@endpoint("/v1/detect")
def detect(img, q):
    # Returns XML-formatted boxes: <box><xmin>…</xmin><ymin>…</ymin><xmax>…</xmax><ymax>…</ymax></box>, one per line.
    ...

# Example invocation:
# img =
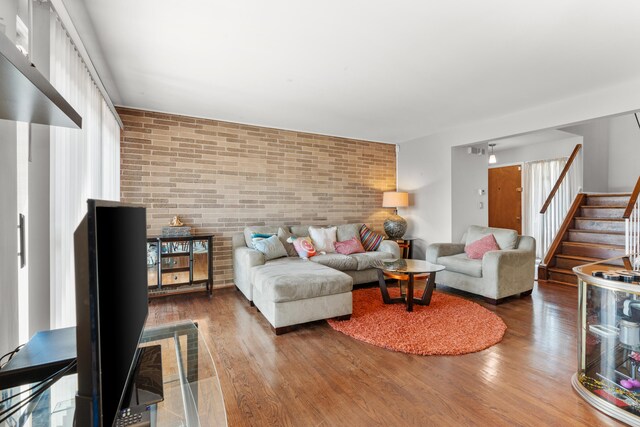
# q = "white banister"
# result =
<box><xmin>627</xmin><ymin>199</ymin><xmax>640</xmax><ymax>269</ymax></box>
<box><xmin>624</xmin><ymin>177</ymin><xmax>640</xmax><ymax>270</ymax></box>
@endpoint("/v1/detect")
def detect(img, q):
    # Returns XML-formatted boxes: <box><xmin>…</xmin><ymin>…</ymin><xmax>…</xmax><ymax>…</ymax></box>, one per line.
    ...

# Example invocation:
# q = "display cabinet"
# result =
<box><xmin>573</xmin><ymin>256</ymin><xmax>640</xmax><ymax>425</ymax></box>
<box><xmin>147</xmin><ymin>235</ymin><xmax>213</xmax><ymax>297</ymax></box>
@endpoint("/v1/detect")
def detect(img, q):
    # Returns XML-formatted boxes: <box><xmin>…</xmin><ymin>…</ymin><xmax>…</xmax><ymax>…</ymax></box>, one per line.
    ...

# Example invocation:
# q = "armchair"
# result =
<box><xmin>426</xmin><ymin>225</ymin><xmax>535</xmax><ymax>304</ymax></box>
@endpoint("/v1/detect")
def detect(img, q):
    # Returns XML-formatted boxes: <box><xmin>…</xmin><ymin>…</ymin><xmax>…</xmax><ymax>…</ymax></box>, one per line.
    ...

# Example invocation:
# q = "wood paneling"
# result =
<box><xmin>146</xmin><ymin>283</ymin><xmax>623</xmax><ymax>426</ymax></box>
<box><xmin>488</xmin><ymin>165</ymin><xmax>522</xmax><ymax>234</ymax></box>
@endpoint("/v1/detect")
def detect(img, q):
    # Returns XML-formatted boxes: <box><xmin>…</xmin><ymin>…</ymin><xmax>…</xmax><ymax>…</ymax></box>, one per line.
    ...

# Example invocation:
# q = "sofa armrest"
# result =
<box><xmin>482</xmin><ymin>249</ymin><xmax>535</xmax><ymax>292</ymax></box>
<box><xmin>376</xmin><ymin>240</ymin><xmax>401</xmax><ymax>258</ymax></box>
<box><xmin>426</xmin><ymin>243</ymin><xmax>465</xmax><ymax>263</ymax></box>
<box><xmin>234</xmin><ymin>247</ymin><xmax>265</xmax><ymax>269</ymax></box>
<box><xmin>233</xmin><ymin>247</ymin><xmax>266</xmax><ymax>300</ymax></box>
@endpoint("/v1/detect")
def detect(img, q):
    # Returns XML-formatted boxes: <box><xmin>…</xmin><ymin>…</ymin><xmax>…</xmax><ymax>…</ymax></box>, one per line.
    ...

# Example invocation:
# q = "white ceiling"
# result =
<box><xmin>75</xmin><ymin>0</ymin><xmax>640</xmax><ymax>143</ymax></box>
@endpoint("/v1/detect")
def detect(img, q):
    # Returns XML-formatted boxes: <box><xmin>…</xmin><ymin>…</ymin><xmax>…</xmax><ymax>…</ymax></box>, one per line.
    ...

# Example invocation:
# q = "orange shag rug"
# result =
<box><xmin>327</xmin><ymin>288</ymin><xmax>507</xmax><ymax>355</ymax></box>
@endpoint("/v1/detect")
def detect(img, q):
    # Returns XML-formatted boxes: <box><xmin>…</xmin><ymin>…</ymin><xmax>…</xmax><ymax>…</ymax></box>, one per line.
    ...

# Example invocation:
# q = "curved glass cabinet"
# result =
<box><xmin>574</xmin><ymin>256</ymin><xmax>640</xmax><ymax>426</ymax></box>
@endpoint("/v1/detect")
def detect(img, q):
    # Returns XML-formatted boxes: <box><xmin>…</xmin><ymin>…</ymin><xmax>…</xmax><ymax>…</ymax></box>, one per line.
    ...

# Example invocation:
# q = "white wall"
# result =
<box><xmin>608</xmin><ymin>114</ymin><xmax>640</xmax><ymax>192</ymax></box>
<box><xmin>451</xmin><ymin>144</ymin><xmax>489</xmax><ymax>242</ymax></box>
<box><xmin>493</xmin><ymin>135</ymin><xmax>582</xmax><ymax>166</ymax></box>
<box><xmin>398</xmin><ymin>77</ymin><xmax>640</xmax><ymax>259</ymax></box>
<box><xmin>561</xmin><ymin>119</ymin><xmax>610</xmax><ymax>193</ymax></box>
<box><xmin>397</xmin><ymin>141</ymin><xmax>453</xmax><ymax>260</ymax></box>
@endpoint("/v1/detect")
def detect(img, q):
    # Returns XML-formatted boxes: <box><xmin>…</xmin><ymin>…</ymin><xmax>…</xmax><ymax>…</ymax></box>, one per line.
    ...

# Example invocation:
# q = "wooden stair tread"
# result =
<box><xmin>585</xmin><ymin>193</ymin><xmax>632</xmax><ymax>197</ymax></box>
<box><xmin>575</xmin><ymin>217</ymin><xmax>625</xmax><ymax>221</ymax></box>
<box><xmin>582</xmin><ymin>205</ymin><xmax>627</xmax><ymax>209</ymax></box>
<box><xmin>555</xmin><ymin>254</ymin><xmax>604</xmax><ymax>262</ymax></box>
<box><xmin>568</xmin><ymin>229</ymin><xmax>625</xmax><ymax>235</ymax></box>
<box><xmin>547</xmin><ymin>267</ymin><xmax>576</xmax><ymax>276</ymax></box>
<box><xmin>562</xmin><ymin>241</ymin><xmax>625</xmax><ymax>249</ymax></box>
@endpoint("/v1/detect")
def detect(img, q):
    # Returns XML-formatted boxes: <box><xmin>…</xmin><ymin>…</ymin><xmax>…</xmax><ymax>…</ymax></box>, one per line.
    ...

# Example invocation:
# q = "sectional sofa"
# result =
<box><xmin>232</xmin><ymin>223</ymin><xmax>400</xmax><ymax>334</ymax></box>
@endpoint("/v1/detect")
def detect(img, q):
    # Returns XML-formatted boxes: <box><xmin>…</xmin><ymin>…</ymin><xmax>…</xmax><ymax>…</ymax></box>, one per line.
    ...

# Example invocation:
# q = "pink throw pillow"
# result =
<box><xmin>465</xmin><ymin>234</ymin><xmax>500</xmax><ymax>259</ymax></box>
<box><xmin>334</xmin><ymin>237</ymin><xmax>365</xmax><ymax>255</ymax></box>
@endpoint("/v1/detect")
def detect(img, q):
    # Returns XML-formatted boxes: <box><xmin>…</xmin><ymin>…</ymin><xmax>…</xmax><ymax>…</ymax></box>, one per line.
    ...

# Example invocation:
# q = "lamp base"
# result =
<box><xmin>384</xmin><ymin>214</ymin><xmax>407</xmax><ymax>239</ymax></box>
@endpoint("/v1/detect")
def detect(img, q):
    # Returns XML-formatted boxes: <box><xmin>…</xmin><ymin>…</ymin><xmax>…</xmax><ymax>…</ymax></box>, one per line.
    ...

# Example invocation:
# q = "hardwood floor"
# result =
<box><xmin>147</xmin><ymin>282</ymin><xmax>623</xmax><ymax>426</ymax></box>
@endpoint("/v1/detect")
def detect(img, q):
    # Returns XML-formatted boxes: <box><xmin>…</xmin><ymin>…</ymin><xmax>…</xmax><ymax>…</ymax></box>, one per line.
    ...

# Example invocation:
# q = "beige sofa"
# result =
<box><xmin>232</xmin><ymin>223</ymin><xmax>400</xmax><ymax>334</ymax></box>
<box><xmin>426</xmin><ymin>225</ymin><xmax>535</xmax><ymax>304</ymax></box>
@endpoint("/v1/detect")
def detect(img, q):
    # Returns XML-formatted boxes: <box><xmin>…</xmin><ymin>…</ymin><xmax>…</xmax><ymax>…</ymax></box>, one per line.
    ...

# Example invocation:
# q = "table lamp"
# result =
<box><xmin>382</xmin><ymin>191</ymin><xmax>409</xmax><ymax>239</ymax></box>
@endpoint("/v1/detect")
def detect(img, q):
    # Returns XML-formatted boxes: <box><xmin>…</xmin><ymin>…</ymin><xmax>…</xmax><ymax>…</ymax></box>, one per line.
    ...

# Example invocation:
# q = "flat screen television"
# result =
<box><xmin>74</xmin><ymin>199</ymin><xmax>148</xmax><ymax>427</ymax></box>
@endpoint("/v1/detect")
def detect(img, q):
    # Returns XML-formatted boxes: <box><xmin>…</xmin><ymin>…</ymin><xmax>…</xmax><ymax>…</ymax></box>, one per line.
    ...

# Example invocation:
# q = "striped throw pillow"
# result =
<box><xmin>359</xmin><ymin>224</ymin><xmax>384</xmax><ymax>251</ymax></box>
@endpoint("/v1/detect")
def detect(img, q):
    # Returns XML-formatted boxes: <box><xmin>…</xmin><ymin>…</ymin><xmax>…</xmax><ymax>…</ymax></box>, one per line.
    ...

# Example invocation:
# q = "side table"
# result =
<box><xmin>393</xmin><ymin>238</ymin><xmax>415</xmax><ymax>259</ymax></box>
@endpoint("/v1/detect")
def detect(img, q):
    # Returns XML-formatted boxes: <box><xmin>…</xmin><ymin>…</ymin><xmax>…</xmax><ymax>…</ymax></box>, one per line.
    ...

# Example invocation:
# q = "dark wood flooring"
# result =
<box><xmin>147</xmin><ymin>282</ymin><xmax>622</xmax><ymax>426</ymax></box>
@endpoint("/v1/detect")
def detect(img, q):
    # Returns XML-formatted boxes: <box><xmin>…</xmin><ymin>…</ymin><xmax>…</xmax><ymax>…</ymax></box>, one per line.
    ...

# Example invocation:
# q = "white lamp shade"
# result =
<box><xmin>488</xmin><ymin>154</ymin><xmax>497</xmax><ymax>164</ymax></box>
<box><xmin>382</xmin><ymin>191</ymin><xmax>409</xmax><ymax>208</ymax></box>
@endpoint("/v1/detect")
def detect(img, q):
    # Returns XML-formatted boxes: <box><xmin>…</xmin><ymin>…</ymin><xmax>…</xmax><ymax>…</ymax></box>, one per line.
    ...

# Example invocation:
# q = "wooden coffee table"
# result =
<box><xmin>374</xmin><ymin>259</ymin><xmax>445</xmax><ymax>312</ymax></box>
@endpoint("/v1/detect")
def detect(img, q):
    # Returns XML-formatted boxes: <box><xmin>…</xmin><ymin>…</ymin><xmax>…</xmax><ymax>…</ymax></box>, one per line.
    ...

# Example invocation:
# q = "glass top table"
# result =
<box><xmin>0</xmin><ymin>320</ymin><xmax>227</xmax><ymax>427</ymax></box>
<box><xmin>373</xmin><ymin>259</ymin><xmax>445</xmax><ymax>312</ymax></box>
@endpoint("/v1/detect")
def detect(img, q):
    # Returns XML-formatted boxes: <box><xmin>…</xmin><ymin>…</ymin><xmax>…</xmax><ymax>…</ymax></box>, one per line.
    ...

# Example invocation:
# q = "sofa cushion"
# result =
<box><xmin>337</xmin><ymin>223</ymin><xmax>363</xmax><ymax>242</ymax></box>
<box><xmin>465</xmin><ymin>234</ymin><xmax>500</xmax><ymax>260</ymax></box>
<box><xmin>309</xmin><ymin>226</ymin><xmax>337</xmax><ymax>253</ymax></box>
<box><xmin>437</xmin><ymin>253</ymin><xmax>483</xmax><ymax>278</ymax></box>
<box><xmin>360</xmin><ymin>224</ymin><xmax>384</xmax><ymax>251</ymax></box>
<box><xmin>290</xmin><ymin>225</ymin><xmax>311</xmax><ymax>237</ymax></box>
<box><xmin>310</xmin><ymin>253</ymin><xmax>358</xmax><ymax>271</ymax></box>
<box><xmin>253</xmin><ymin>235</ymin><xmax>288</xmax><ymax>261</ymax></box>
<box><xmin>252</xmin><ymin>260</ymin><xmax>353</xmax><ymax>303</ymax></box>
<box><xmin>290</xmin><ymin>236</ymin><xmax>317</xmax><ymax>259</ymax></box>
<box><xmin>466</xmin><ymin>225</ymin><xmax>518</xmax><ymax>250</ymax></box>
<box><xmin>349</xmin><ymin>251</ymin><xmax>394</xmax><ymax>271</ymax></box>
<box><xmin>334</xmin><ymin>237</ymin><xmax>365</xmax><ymax>255</ymax></box>
<box><xmin>244</xmin><ymin>226</ymin><xmax>279</xmax><ymax>248</ymax></box>
<box><xmin>277</xmin><ymin>227</ymin><xmax>298</xmax><ymax>257</ymax></box>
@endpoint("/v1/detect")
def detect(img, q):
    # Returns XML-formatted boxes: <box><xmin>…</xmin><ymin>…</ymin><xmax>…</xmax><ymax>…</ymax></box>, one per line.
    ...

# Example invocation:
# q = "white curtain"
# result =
<box><xmin>49</xmin><ymin>15</ymin><xmax>120</xmax><ymax>328</ymax></box>
<box><xmin>523</xmin><ymin>156</ymin><xmax>582</xmax><ymax>260</ymax></box>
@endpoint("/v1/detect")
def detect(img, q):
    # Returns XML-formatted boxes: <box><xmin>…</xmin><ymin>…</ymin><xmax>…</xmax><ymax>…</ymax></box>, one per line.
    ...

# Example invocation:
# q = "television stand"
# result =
<box><xmin>0</xmin><ymin>327</ymin><xmax>76</xmax><ymax>389</ymax></box>
<box><xmin>0</xmin><ymin>321</ymin><xmax>227</xmax><ymax>426</ymax></box>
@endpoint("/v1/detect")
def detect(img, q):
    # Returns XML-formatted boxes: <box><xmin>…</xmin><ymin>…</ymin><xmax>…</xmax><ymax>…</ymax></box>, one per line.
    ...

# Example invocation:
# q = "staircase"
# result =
<box><xmin>540</xmin><ymin>193</ymin><xmax>630</xmax><ymax>286</ymax></box>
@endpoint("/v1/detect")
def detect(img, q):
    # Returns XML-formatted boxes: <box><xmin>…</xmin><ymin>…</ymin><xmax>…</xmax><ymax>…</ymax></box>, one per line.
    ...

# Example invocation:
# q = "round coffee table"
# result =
<box><xmin>374</xmin><ymin>259</ymin><xmax>445</xmax><ymax>312</ymax></box>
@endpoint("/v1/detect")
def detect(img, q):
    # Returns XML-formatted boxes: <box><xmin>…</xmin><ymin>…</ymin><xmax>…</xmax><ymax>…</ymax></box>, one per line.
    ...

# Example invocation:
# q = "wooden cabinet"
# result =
<box><xmin>147</xmin><ymin>235</ymin><xmax>213</xmax><ymax>297</ymax></box>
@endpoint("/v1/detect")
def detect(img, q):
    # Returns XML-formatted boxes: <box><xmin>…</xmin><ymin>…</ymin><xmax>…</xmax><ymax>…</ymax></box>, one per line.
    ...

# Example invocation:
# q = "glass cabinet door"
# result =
<box><xmin>147</xmin><ymin>241</ymin><xmax>159</xmax><ymax>288</ymax></box>
<box><xmin>160</xmin><ymin>241</ymin><xmax>191</xmax><ymax>287</ymax></box>
<box><xmin>192</xmin><ymin>239</ymin><xmax>210</xmax><ymax>283</ymax></box>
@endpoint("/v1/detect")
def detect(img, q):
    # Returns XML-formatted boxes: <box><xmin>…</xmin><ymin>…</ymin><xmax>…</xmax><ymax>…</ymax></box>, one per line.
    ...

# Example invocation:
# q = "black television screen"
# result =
<box><xmin>74</xmin><ymin>200</ymin><xmax>148</xmax><ymax>427</ymax></box>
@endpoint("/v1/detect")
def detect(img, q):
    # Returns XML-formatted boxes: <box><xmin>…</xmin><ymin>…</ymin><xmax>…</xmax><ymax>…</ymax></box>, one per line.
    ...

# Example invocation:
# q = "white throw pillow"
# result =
<box><xmin>309</xmin><ymin>226</ymin><xmax>337</xmax><ymax>253</ymax></box>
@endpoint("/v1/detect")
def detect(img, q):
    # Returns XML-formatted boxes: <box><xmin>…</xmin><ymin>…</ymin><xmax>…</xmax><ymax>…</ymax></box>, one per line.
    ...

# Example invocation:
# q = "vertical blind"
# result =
<box><xmin>49</xmin><ymin>15</ymin><xmax>120</xmax><ymax>328</ymax></box>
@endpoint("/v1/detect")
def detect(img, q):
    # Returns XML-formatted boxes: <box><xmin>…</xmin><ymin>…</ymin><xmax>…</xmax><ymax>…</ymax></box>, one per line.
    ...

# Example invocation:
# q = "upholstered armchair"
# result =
<box><xmin>426</xmin><ymin>225</ymin><xmax>536</xmax><ymax>304</ymax></box>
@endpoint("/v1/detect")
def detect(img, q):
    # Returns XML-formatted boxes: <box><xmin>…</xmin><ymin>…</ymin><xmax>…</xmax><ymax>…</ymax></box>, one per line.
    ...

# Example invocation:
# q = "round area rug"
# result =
<box><xmin>327</xmin><ymin>288</ymin><xmax>507</xmax><ymax>355</ymax></box>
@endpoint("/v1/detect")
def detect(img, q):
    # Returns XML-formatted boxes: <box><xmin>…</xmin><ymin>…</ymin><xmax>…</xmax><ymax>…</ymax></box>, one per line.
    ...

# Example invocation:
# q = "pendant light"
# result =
<box><xmin>488</xmin><ymin>143</ymin><xmax>497</xmax><ymax>164</ymax></box>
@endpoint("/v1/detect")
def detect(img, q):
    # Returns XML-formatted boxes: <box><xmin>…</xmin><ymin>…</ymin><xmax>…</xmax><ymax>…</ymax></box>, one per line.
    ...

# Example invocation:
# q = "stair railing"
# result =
<box><xmin>538</xmin><ymin>144</ymin><xmax>583</xmax><ymax>262</ymax></box>
<box><xmin>624</xmin><ymin>176</ymin><xmax>640</xmax><ymax>268</ymax></box>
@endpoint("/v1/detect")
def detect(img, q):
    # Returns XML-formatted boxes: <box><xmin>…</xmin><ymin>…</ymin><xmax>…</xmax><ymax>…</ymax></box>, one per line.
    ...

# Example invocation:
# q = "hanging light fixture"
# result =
<box><xmin>488</xmin><ymin>143</ymin><xmax>497</xmax><ymax>164</ymax></box>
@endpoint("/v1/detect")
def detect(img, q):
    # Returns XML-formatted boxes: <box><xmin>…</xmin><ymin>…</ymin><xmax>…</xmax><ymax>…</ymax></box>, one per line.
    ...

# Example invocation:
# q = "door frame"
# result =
<box><xmin>488</xmin><ymin>162</ymin><xmax>524</xmax><ymax>234</ymax></box>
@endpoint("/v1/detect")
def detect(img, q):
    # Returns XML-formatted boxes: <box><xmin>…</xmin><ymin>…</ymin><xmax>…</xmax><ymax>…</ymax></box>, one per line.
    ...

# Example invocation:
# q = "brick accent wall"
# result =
<box><xmin>118</xmin><ymin>107</ymin><xmax>396</xmax><ymax>287</ymax></box>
